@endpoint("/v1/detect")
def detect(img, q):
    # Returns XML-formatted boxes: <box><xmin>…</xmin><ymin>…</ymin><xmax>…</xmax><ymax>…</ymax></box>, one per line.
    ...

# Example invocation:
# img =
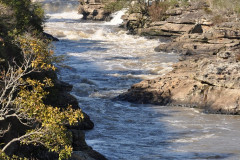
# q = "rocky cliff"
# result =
<box><xmin>48</xmin><ymin>80</ymin><xmax>107</xmax><ymax>160</ymax></box>
<box><xmin>119</xmin><ymin>1</ymin><xmax>240</xmax><ymax>114</ymax></box>
<box><xmin>0</xmin><ymin>1</ymin><xmax>107</xmax><ymax>159</ymax></box>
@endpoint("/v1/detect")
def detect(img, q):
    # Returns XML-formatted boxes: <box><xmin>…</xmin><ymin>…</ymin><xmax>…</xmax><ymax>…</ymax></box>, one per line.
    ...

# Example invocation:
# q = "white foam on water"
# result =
<box><xmin>91</xmin><ymin>29</ymin><xmax>106</xmax><ymax>40</ymax></box>
<box><xmin>173</xmin><ymin>134</ymin><xmax>215</xmax><ymax>143</ymax></box>
<box><xmin>104</xmin><ymin>9</ymin><xmax>127</xmax><ymax>26</ymax></box>
<box><xmin>46</xmin><ymin>11</ymin><xmax>83</xmax><ymax>20</ymax></box>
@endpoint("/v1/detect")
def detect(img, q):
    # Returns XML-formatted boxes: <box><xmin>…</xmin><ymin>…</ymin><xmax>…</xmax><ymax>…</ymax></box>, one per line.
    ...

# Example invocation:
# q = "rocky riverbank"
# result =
<box><xmin>48</xmin><ymin>80</ymin><xmax>107</xmax><ymax>160</ymax></box>
<box><xmin>0</xmin><ymin>1</ymin><xmax>107</xmax><ymax>159</ymax></box>
<box><xmin>119</xmin><ymin>1</ymin><xmax>240</xmax><ymax>114</ymax></box>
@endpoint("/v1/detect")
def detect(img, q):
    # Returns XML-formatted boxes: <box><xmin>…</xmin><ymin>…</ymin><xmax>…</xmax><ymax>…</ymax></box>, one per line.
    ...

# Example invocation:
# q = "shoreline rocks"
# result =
<box><xmin>49</xmin><ymin>80</ymin><xmax>107</xmax><ymax>159</ymax></box>
<box><xmin>78</xmin><ymin>0</ymin><xmax>112</xmax><ymax>21</ymax></box>
<box><xmin>119</xmin><ymin>2</ymin><xmax>240</xmax><ymax>114</ymax></box>
<box><xmin>1</xmin><ymin>78</ymin><xmax>106</xmax><ymax>159</ymax></box>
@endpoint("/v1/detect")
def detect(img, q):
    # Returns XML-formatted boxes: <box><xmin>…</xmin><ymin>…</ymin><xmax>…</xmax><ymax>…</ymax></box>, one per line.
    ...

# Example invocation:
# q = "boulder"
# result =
<box><xmin>118</xmin><ymin>56</ymin><xmax>240</xmax><ymax>114</ymax></box>
<box><xmin>70</xmin><ymin>130</ymin><xmax>107</xmax><ymax>160</ymax></box>
<box><xmin>78</xmin><ymin>4</ymin><xmax>111</xmax><ymax>21</ymax></box>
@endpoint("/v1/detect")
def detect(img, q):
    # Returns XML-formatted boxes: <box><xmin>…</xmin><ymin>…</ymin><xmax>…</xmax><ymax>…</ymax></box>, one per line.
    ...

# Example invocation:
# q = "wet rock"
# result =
<box><xmin>71</xmin><ymin>129</ymin><xmax>89</xmax><ymax>151</ymax></box>
<box><xmin>70</xmin><ymin>130</ymin><xmax>107</xmax><ymax>160</ymax></box>
<box><xmin>43</xmin><ymin>32</ymin><xmax>59</xmax><ymax>41</ymax></box>
<box><xmin>71</xmin><ymin>150</ymin><xmax>107</xmax><ymax>160</ymax></box>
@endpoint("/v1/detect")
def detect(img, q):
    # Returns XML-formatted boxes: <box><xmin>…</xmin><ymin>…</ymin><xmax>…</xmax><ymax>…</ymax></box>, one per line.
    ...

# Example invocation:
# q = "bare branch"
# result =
<box><xmin>0</xmin><ymin>124</ymin><xmax>11</xmax><ymax>137</ymax></box>
<box><xmin>2</xmin><ymin>128</ymin><xmax>43</xmax><ymax>152</ymax></box>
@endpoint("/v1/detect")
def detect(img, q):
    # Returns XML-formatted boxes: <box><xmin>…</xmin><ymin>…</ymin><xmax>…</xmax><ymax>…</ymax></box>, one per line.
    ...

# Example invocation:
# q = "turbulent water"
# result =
<box><xmin>36</xmin><ymin>0</ymin><xmax>240</xmax><ymax>159</ymax></box>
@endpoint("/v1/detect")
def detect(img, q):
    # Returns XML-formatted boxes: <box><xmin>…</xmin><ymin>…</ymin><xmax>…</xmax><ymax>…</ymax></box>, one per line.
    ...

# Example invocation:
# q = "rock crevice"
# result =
<box><xmin>119</xmin><ymin>2</ymin><xmax>240</xmax><ymax>114</ymax></box>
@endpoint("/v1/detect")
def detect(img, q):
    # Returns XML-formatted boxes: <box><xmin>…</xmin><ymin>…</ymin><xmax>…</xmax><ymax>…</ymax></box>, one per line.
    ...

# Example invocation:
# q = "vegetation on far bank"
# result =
<box><xmin>103</xmin><ymin>0</ymin><xmax>240</xmax><ymax>22</ymax></box>
<box><xmin>103</xmin><ymin>0</ymin><xmax>130</xmax><ymax>13</ymax></box>
<box><xmin>0</xmin><ymin>0</ymin><xmax>84</xmax><ymax>159</ymax></box>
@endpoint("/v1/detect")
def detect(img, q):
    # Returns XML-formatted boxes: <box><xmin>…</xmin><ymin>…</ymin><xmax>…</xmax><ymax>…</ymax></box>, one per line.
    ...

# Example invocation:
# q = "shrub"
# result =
<box><xmin>0</xmin><ymin>1</ymin><xmax>84</xmax><ymax>159</ymax></box>
<box><xmin>148</xmin><ymin>1</ymin><xmax>171</xmax><ymax>21</ymax></box>
<box><xmin>0</xmin><ymin>0</ymin><xmax>45</xmax><ymax>33</ymax></box>
<box><xmin>0</xmin><ymin>32</ymin><xmax>84</xmax><ymax>160</ymax></box>
<box><xmin>103</xmin><ymin>0</ymin><xmax>130</xmax><ymax>13</ymax></box>
<box><xmin>128</xmin><ymin>2</ymin><xmax>147</xmax><ymax>14</ymax></box>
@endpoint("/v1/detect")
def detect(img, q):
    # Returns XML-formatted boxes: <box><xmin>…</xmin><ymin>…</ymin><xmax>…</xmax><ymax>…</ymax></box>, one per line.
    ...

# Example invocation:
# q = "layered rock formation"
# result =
<box><xmin>119</xmin><ymin>2</ymin><xmax>240</xmax><ymax>114</ymax></box>
<box><xmin>78</xmin><ymin>0</ymin><xmax>113</xmax><ymax>21</ymax></box>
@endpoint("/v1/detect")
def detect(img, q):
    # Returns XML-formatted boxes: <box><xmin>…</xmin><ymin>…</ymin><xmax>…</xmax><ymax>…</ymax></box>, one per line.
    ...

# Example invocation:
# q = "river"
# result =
<box><xmin>37</xmin><ymin>0</ymin><xmax>240</xmax><ymax>159</ymax></box>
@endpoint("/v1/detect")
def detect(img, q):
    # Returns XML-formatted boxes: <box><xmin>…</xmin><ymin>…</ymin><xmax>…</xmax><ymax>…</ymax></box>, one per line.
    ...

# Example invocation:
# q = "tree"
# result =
<box><xmin>0</xmin><ymin>33</ymin><xmax>84</xmax><ymax>160</ymax></box>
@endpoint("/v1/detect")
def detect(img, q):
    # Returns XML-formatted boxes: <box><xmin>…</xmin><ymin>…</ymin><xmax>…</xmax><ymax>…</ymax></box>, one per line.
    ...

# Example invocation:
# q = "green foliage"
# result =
<box><xmin>167</xmin><ymin>0</ymin><xmax>179</xmax><ymax>7</ymax></box>
<box><xmin>0</xmin><ymin>0</ymin><xmax>45</xmax><ymax>64</ymax></box>
<box><xmin>0</xmin><ymin>32</ymin><xmax>84</xmax><ymax>160</ymax></box>
<box><xmin>103</xmin><ymin>0</ymin><xmax>130</xmax><ymax>13</ymax></box>
<box><xmin>15</xmin><ymin>33</ymin><xmax>56</xmax><ymax>71</ymax></box>
<box><xmin>0</xmin><ymin>1</ymin><xmax>86</xmax><ymax>159</ymax></box>
<box><xmin>16</xmin><ymin>78</ymin><xmax>83</xmax><ymax>159</ymax></box>
<box><xmin>204</xmin><ymin>7</ymin><xmax>213</xmax><ymax>14</ymax></box>
<box><xmin>0</xmin><ymin>150</ymin><xmax>27</xmax><ymax>160</ymax></box>
<box><xmin>0</xmin><ymin>0</ymin><xmax>44</xmax><ymax>34</ymax></box>
<box><xmin>128</xmin><ymin>2</ymin><xmax>147</xmax><ymax>14</ymax></box>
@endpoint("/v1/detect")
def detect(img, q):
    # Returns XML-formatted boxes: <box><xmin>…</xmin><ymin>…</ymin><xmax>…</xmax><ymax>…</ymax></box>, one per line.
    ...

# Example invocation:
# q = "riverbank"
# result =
<box><xmin>38</xmin><ymin>1</ymin><xmax>240</xmax><ymax>159</ymax></box>
<box><xmin>118</xmin><ymin>1</ymin><xmax>240</xmax><ymax>114</ymax></box>
<box><xmin>0</xmin><ymin>1</ymin><xmax>107</xmax><ymax>159</ymax></box>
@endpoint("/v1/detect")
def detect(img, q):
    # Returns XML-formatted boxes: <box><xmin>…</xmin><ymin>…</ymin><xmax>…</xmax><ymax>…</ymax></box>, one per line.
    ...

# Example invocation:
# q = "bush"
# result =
<box><xmin>0</xmin><ymin>1</ymin><xmax>84</xmax><ymax>159</ymax></box>
<box><xmin>0</xmin><ymin>0</ymin><xmax>44</xmax><ymax>33</ymax></box>
<box><xmin>0</xmin><ymin>32</ymin><xmax>84</xmax><ymax>160</ymax></box>
<box><xmin>148</xmin><ymin>1</ymin><xmax>171</xmax><ymax>21</ymax></box>
<box><xmin>128</xmin><ymin>2</ymin><xmax>147</xmax><ymax>14</ymax></box>
<box><xmin>103</xmin><ymin>0</ymin><xmax>130</xmax><ymax>13</ymax></box>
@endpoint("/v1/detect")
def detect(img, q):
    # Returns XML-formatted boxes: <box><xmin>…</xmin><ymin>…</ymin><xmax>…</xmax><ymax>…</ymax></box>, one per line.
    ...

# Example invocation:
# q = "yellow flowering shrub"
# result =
<box><xmin>0</xmin><ymin>32</ymin><xmax>84</xmax><ymax>160</ymax></box>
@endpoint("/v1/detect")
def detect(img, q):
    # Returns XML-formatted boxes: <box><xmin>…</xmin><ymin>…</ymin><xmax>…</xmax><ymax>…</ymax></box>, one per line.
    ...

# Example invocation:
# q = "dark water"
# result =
<box><xmin>36</xmin><ymin>0</ymin><xmax>240</xmax><ymax>159</ymax></box>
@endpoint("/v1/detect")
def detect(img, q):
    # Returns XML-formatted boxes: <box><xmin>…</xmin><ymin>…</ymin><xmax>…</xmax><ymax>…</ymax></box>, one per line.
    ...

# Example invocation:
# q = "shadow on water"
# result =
<box><xmin>55</xmin><ymin>38</ymin><xmax>235</xmax><ymax>160</ymax></box>
<box><xmin>54</xmin><ymin>39</ymin><xmax>109</xmax><ymax>54</ymax></box>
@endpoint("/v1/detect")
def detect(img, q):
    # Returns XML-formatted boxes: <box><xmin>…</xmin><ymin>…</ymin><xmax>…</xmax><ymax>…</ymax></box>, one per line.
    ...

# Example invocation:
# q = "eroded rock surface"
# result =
<box><xmin>119</xmin><ymin>2</ymin><xmax>240</xmax><ymax>114</ymax></box>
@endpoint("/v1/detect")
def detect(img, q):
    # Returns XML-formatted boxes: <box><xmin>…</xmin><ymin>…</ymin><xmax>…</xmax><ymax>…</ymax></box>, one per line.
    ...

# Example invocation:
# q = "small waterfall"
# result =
<box><xmin>36</xmin><ymin>0</ymin><xmax>240</xmax><ymax>159</ymax></box>
<box><xmin>105</xmin><ymin>9</ymin><xmax>127</xmax><ymax>25</ymax></box>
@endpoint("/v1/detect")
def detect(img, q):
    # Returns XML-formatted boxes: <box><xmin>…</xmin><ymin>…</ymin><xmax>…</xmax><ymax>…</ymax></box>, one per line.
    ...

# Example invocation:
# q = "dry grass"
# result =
<box><xmin>203</xmin><ymin>0</ymin><xmax>240</xmax><ymax>14</ymax></box>
<box><xmin>148</xmin><ymin>0</ymin><xmax>178</xmax><ymax>21</ymax></box>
